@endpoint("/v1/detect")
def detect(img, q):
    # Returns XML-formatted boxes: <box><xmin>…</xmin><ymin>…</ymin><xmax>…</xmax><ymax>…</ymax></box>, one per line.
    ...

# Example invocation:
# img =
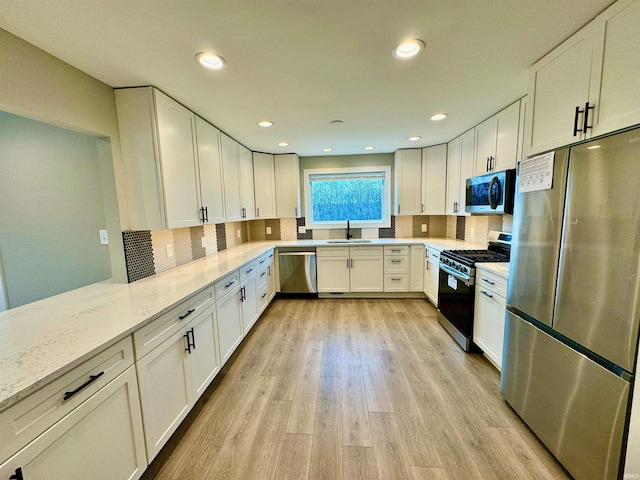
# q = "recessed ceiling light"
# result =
<box><xmin>195</xmin><ymin>52</ymin><xmax>227</xmax><ymax>70</ymax></box>
<box><xmin>278</xmin><ymin>142</ymin><xmax>289</xmax><ymax>147</ymax></box>
<box><xmin>587</xmin><ymin>145</ymin><xmax>601</xmax><ymax>150</ymax></box>
<box><xmin>322</xmin><ymin>148</ymin><xmax>333</xmax><ymax>152</ymax></box>
<box><xmin>430</xmin><ymin>113</ymin><xmax>448</xmax><ymax>121</ymax></box>
<box><xmin>393</xmin><ymin>39</ymin><xmax>425</xmax><ymax>59</ymax></box>
<box><xmin>408</xmin><ymin>136</ymin><xmax>422</xmax><ymax>141</ymax></box>
<box><xmin>364</xmin><ymin>146</ymin><xmax>375</xmax><ymax>151</ymax></box>
<box><xmin>258</xmin><ymin>120</ymin><xmax>274</xmax><ymax>127</ymax></box>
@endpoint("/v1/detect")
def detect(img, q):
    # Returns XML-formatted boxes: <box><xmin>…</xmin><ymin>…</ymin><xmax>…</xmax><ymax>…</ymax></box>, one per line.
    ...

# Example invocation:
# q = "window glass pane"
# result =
<box><xmin>309</xmin><ymin>173</ymin><xmax>385</xmax><ymax>222</ymax></box>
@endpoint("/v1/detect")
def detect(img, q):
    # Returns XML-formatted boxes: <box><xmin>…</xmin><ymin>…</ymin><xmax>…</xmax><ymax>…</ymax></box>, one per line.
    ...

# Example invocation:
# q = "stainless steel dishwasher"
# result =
<box><xmin>278</xmin><ymin>247</ymin><xmax>317</xmax><ymax>294</ymax></box>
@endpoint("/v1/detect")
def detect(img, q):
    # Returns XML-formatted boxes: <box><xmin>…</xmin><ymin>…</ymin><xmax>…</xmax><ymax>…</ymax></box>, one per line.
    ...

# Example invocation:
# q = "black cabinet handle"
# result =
<box><xmin>10</xmin><ymin>468</ymin><xmax>23</xmax><ymax>480</ymax></box>
<box><xmin>200</xmin><ymin>207</ymin><xmax>205</xmax><ymax>223</ymax></box>
<box><xmin>261</xmin><ymin>293</ymin><xmax>267</xmax><ymax>299</ymax></box>
<box><xmin>583</xmin><ymin>102</ymin><xmax>595</xmax><ymax>134</ymax></box>
<box><xmin>256</xmin><ymin>207</ymin><xmax>260</xmax><ymax>218</ymax></box>
<box><xmin>240</xmin><ymin>286</ymin><xmax>246</xmax><ymax>302</ymax></box>
<box><xmin>179</xmin><ymin>308</ymin><xmax>195</xmax><ymax>320</ymax></box>
<box><xmin>573</xmin><ymin>105</ymin><xmax>584</xmax><ymax>136</ymax></box>
<box><xmin>63</xmin><ymin>372</ymin><xmax>104</xmax><ymax>401</ymax></box>
<box><xmin>204</xmin><ymin>206</ymin><xmax>208</xmax><ymax>223</ymax></box>
<box><xmin>486</xmin><ymin>156</ymin><xmax>490</xmax><ymax>172</ymax></box>
<box><xmin>225</xmin><ymin>280</ymin><xmax>236</xmax><ymax>288</ymax></box>
<box><xmin>184</xmin><ymin>328</ymin><xmax>195</xmax><ymax>353</ymax></box>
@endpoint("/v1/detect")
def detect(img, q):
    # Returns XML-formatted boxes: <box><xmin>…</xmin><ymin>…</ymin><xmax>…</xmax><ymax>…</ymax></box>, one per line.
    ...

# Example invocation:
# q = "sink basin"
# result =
<box><xmin>327</xmin><ymin>239</ymin><xmax>372</xmax><ymax>244</ymax></box>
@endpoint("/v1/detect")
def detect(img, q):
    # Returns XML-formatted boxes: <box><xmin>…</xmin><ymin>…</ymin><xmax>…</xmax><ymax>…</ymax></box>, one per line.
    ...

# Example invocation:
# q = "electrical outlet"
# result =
<box><xmin>237</xmin><ymin>229</ymin><xmax>241</xmax><ymax>239</ymax></box>
<box><xmin>99</xmin><ymin>230</ymin><xmax>109</xmax><ymax>245</ymax></box>
<box><xmin>298</xmin><ymin>226</ymin><xmax>306</xmax><ymax>234</ymax></box>
<box><xmin>166</xmin><ymin>244</ymin><xmax>174</xmax><ymax>258</ymax></box>
<box><xmin>266</xmin><ymin>226</ymin><xmax>272</xmax><ymax>235</ymax></box>
<box><xmin>421</xmin><ymin>224</ymin><xmax>427</xmax><ymax>233</ymax></box>
<box><xmin>201</xmin><ymin>237</ymin><xmax>206</xmax><ymax>248</ymax></box>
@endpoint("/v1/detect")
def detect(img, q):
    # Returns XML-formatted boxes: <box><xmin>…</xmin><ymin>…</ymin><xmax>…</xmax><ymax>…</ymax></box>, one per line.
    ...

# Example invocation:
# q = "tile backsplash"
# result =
<box><xmin>122</xmin><ymin>214</ymin><xmax>512</xmax><ymax>282</ymax></box>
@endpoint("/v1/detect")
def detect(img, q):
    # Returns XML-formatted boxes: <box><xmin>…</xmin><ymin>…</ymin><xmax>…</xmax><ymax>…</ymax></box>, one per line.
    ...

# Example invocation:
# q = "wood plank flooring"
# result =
<box><xmin>141</xmin><ymin>298</ymin><xmax>569</xmax><ymax>480</ymax></box>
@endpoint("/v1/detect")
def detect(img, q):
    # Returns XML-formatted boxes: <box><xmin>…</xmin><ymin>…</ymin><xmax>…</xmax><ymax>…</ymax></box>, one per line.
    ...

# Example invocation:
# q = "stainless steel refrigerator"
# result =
<box><xmin>501</xmin><ymin>127</ymin><xmax>640</xmax><ymax>480</ymax></box>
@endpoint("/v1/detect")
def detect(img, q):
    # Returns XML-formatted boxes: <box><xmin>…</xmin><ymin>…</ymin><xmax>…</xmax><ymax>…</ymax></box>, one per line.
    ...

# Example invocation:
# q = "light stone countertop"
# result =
<box><xmin>0</xmin><ymin>237</ymin><xmax>485</xmax><ymax>411</ymax></box>
<box><xmin>476</xmin><ymin>262</ymin><xmax>510</xmax><ymax>279</ymax></box>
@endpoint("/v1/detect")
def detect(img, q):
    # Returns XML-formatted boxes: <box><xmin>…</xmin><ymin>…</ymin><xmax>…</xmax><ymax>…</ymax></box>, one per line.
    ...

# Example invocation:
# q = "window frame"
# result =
<box><xmin>303</xmin><ymin>165</ymin><xmax>392</xmax><ymax>229</ymax></box>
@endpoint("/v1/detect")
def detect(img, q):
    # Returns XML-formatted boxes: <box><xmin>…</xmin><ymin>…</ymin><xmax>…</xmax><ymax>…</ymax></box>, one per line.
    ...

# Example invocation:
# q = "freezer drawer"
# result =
<box><xmin>501</xmin><ymin>310</ymin><xmax>630</xmax><ymax>480</ymax></box>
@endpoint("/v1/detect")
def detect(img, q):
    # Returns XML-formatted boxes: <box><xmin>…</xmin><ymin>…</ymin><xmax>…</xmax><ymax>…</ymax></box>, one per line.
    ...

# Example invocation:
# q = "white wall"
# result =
<box><xmin>0</xmin><ymin>27</ymin><xmax>128</xmax><ymax>283</ymax></box>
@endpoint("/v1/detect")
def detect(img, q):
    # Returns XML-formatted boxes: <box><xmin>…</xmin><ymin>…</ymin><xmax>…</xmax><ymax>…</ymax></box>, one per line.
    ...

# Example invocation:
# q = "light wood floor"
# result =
<box><xmin>141</xmin><ymin>298</ymin><xmax>569</xmax><ymax>480</ymax></box>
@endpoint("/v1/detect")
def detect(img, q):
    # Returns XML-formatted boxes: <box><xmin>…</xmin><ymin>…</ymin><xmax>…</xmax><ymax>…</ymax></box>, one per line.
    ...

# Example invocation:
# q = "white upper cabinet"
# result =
<box><xmin>220</xmin><ymin>133</ymin><xmax>243</xmax><ymax>221</ymax></box>
<box><xmin>394</xmin><ymin>149</ymin><xmax>423</xmax><ymax>216</ymax></box>
<box><xmin>525</xmin><ymin>0</ymin><xmax>640</xmax><ymax>156</ymax></box>
<box><xmin>194</xmin><ymin>117</ymin><xmax>226</xmax><ymax>224</ymax></box>
<box><xmin>252</xmin><ymin>152</ymin><xmax>276</xmax><ymax>219</ymax></box>
<box><xmin>445</xmin><ymin>136</ymin><xmax>461</xmax><ymax>215</ymax></box>
<box><xmin>474</xmin><ymin>100</ymin><xmax>520</xmax><ymax>175</ymax></box>
<box><xmin>274</xmin><ymin>154</ymin><xmax>301</xmax><ymax>218</ymax></box>
<box><xmin>421</xmin><ymin>144</ymin><xmax>447</xmax><ymax>215</ymax></box>
<box><xmin>458</xmin><ymin>129</ymin><xmax>475</xmax><ymax>215</ymax></box>
<box><xmin>115</xmin><ymin>87</ymin><xmax>202</xmax><ymax>230</ymax></box>
<box><xmin>238</xmin><ymin>144</ymin><xmax>256</xmax><ymax>220</ymax></box>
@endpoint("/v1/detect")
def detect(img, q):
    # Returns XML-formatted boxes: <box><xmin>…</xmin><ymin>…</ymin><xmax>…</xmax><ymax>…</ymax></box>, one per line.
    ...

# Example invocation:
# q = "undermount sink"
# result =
<box><xmin>327</xmin><ymin>239</ymin><xmax>373</xmax><ymax>244</ymax></box>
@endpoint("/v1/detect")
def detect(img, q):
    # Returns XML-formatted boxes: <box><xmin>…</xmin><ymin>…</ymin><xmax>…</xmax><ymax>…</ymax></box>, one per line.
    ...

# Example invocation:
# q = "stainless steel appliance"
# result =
<box><xmin>437</xmin><ymin>232</ymin><xmax>511</xmax><ymax>351</ymax></box>
<box><xmin>277</xmin><ymin>247</ymin><xmax>317</xmax><ymax>294</ymax></box>
<box><xmin>502</xmin><ymin>127</ymin><xmax>640</xmax><ymax>480</ymax></box>
<box><xmin>465</xmin><ymin>169</ymin><xmax>515</xmax><ymax>214</ymax></box>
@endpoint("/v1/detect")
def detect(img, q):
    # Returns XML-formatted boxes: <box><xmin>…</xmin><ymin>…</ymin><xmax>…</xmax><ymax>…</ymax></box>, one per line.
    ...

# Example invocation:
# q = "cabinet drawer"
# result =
<box><xmin>0</xmin><ymin>336</ymin><xmax>134</xmax><ymax>463</ymax></box>
<box><xmin>257</xmin><ymin>283</ymin><xmax>269</xmax><ymax>312</ymax></box>
<box><xmin>134</xmin><ymin>286</ymin><xmax>215</xmax><ymax>359</ymax></box>
<box><xmin>350</xmin><ymin>246</ymin><xmax>384</xmax><ymax>256</ymax></box>
<box><xmin>256</xmin><ymin>253</ymin><xmax>269</xmax><ymax>270</ymax></box>
<box><xmin>384</xmin><ymin>256</ymin><xmax>409</xmax><ymax>273</ymax></box>
<box><xmin>476</xmin><ymin>268</ymin><xmax>508</xmax><ymax>297</ymax></box>
<box><xmin>256</xmin><ymin>266</ymin><xmax>269</xmax><ymax>290</ymax></box>
<box><xmin>384</xmin><ymin>274</ymin><xmax>408</xmax><ymax>292</ymax></box>
<box><xmin>384</xmin><ymin>245</ymin><xmax>409</xmax><ymax>256</ymax></box>
<box><xmin>240</xmin><ymin>261</ymin><xmax>257</xmax><ymax>283</ymax></box>
<box><xmin>427</xmin><ymin>248</ymin><xmax>441</xmax><ymax>262</ymax></box>
<box><xmin>214</xmin><ymin>271</ymin><xmax>240</xmax><ymax>300</ymax></box>
<box><xmin>317</xmin><ymin>246</ymin><xmax>349</xmax><ymax>257</ymax></box>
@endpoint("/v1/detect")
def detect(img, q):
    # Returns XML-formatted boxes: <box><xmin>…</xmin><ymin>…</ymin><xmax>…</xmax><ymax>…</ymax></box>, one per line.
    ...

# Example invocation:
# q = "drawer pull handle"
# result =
<box><xmin>259</xmin><ymin>260</ymin><xmax>266</xmax><ymax>264</ymax></box>
<box><xmin>245</xmin><ymin>267</ymin><xmax>254</xmax><ymax>274</ymax></box>
<box><xmin>63</xmin><ymin>371</ymin><xmax>104</xmax><ymax>401</ymax></box>
<box><xmin>481</xmin><ymin>278</ymin><xmax>495</xmax><ymax>285</ymax></box>
<box><xmin>260</xmin><ymin>272</ymin><xmax>267</xmax><ymax>277</ymax></box>
<box><xmin>390</xmin><ymin>260</ymin><xmax>402</xmax><ymax>264</ymax></box>
<box><xmin>390</xmin><ymin>249</ymin><xmax>402</xmax><ymax>252</ymax></box>
<box><xmin>10</xmin><ymin>468</ymin><xmax>23</xmax><ymax>480</ymax></box>
<box><xmin>481</xmin><ymin>290</ymin><xmax>494</xmax><ymax>299</ymax></box>
<box><xmin>261</xmin><ymin>293</ymin><xmax>267</xmax><ymax>299</ymax></box>
<box><xmin>225</xmin><ymin>280</ymin><xmax>236</xmax><ymax>288</ymax></box>
<box><xmin>179</xmin><ymin>308</ymin><xmax>195</xmax><ymax>320</ymax></box>
<box><xmin>391</xmin><ymin>278</ymin><xmax>402</xmax><ymax>282</ymax></box>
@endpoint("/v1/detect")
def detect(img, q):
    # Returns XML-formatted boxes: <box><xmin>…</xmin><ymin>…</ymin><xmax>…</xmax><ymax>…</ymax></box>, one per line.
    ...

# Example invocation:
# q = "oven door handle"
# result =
<box><xmin>439</xmin><ymin>263</ymin><xmax>471</xmax><ymax>285</ymax></box>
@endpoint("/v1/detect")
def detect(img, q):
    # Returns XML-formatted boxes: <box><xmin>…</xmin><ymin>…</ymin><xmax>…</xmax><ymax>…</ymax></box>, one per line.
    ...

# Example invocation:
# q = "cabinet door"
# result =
<box><xmin>350</xmin><ymin>256</ymin><xmax>384</xmax><ymax>292</ymax></box>
<box><xmin>493</xmin><ymin>101</ymin><xmax>520</xmax><ymax>172</ymax></box>
<box><xmin>241</xmin><ymin>277</ymin><xmax>259</xmax><ymax>334</ymax></box>
<box><xmin>473</xmin><ymin>287</ymin><xmax>506</xmax><ymax>370</ymax></box>
<box><xmin>525</xmin><ymin>25</ymin><xmax>595</xmax><ymax>156</ymax></box>
<box><xmin>445</xmin><ymin>136</ymin><xmax>461</xmax><ymax>215</ymax></box>
<box><xmin>394</xmin><ymin>149</ymin><xmax>423</xmax><ymax>215</ymax></box>
<box><xmin>427</xmin><ymin>260</ymin><xmax>439</xmax><ymax>305</ymax></box>
<box><xmin>238</xmin><ymin>144</ymin><xmax>256</xmax><ymax>220</ymax></box>
<box><xmin>317</xmin><ymin>256</ymin><xmax>350</xmax><ymax>292</ymax></box>
<box><xmin>136</xmin><ymin>328</ymin><xmax>191</xmax><ymax>461</ymax></box>
<box><xmin>221</xmin><ymin>133</ymin><xmax>243</xmax><ymax>221</ymax></box>
<box><xmin>154</xmin><ymin>90</ymin><xmax>201</xmax><ymax>229</ymax></box>
<box><xmin>458</xmin><ymin>129</ymin><xmax>474</xmax><ymax>215</ymax></box>
<box><xmin>274</xmin><ymin>154</ymin><xmax>301</xmax><ymax>218</ymax></box>
<box><xmin>409</xmin><ymin>245</ymin><xmax>424</xmax><ymax>292</ymax></box>
<box><xmin>474</xmin><ymin>117</ymin><xmax>496</xmax><ymax>175</ymax></box>
<box><xmin>216</xmin><ymin>287</ymin><xmax>243</xmax><ymax>365</ymax></box>
<box><xmin>253</xmin><ymin>152</ymin><xmax>276</xmax><ymax>219</ymax></box>
<box><xmin>0</xmin><ymin>367</ymin><xmax>147</xmax><ymax>480</ymax></box>
<box><xmin>187</xmin><ymin>304</ymin><xmax>220</xmax><ymax>402</ymax></box>
<box><xmin>195</xmin><ymin>117</ymin><xmax>226</xmax><ymax>224</ymax></box>
<box><xmin>590</xmin><ymin>0</ymin><xmax>640</xmax><ymax>137</ymax></box>
<box><xmin>267</xmin><ymin>255</ymin><xmax>277</xmax><ymax>301</ymax></box>
<box><xmin>421</xmin><ymin>144</ymin><xmax>447</xmax><ymax>215</ymax></box>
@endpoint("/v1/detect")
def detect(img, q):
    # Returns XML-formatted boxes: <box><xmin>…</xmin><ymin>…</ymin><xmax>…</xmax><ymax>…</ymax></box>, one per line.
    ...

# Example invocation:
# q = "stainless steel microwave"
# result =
<box><xmin>465</xmin><ymin>169</ymin><xmax>515</xmax><ymax>214</ymax></box>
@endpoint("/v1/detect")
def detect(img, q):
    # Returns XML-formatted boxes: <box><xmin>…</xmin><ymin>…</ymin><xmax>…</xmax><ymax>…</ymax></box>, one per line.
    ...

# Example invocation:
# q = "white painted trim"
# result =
<box><xmin>0</xmin><ymin>252</ymin><xmax>8</xmax><ymax>311</ymax></box>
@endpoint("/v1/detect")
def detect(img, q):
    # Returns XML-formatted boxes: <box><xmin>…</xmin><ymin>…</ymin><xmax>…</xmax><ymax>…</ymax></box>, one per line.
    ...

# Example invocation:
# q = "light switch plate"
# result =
<box><xmin>298</xmin><ymin>226</ymin><xmax>306</xmax><ymax>234</ymax></box>
<box><xmin>166</xmin><ymin>244</ymin><xmax>174</xmax><ymax>258</ymax></box>
<box><xmin>201</xmin><ymin>237</ymin><xmax>206</xmax><ymax>248</ymax></box>
<box><xmin>421</xmin><ymin>224</ymin><xmax>427</xmax><ymax>233</ymax></box>
<box><xmin>266</xmin><ymin>226</ymin><xmax>272</xmax><ymax>235</ymax></box>
<box><xmin>99</xmin><ymin>230</ymin><xmax>109</xmax><ymax>245</ymax></box>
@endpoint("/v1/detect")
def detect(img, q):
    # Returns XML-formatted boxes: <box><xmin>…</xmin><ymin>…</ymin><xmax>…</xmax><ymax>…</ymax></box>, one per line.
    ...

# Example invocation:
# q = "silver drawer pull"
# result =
<box><xmin>225</xmin><ymin>280</ymin><xmax>236</xmax><ymax>288</ymax></box>
<box><xmin>63</xmin><ymin>371</ymin><xmax>104</xmax><ymax>401</ymax></box>
<box><xmin>481</xmin><ymin>278</ymin><xmax>495</xmax><ymax>285</ymax></box>
<box><xmin>481</xmin><ymin>290</ymin><xmax>494</xmax><ymax>298</ymax></box>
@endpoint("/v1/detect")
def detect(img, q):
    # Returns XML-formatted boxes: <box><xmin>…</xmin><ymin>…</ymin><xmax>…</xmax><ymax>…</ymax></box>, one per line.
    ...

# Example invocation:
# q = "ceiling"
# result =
<box><xmin>0</xmin><ymin>0</ymin><xmax>614</xmax><ymax>157</ymax></box>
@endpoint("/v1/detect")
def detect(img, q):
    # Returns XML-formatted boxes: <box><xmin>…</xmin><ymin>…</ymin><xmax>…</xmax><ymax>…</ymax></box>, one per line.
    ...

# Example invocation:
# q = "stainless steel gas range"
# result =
<box><xmin>437</xmin><ymin>231</ymin><xmax>511</xmax><ymax>351</ymax></box>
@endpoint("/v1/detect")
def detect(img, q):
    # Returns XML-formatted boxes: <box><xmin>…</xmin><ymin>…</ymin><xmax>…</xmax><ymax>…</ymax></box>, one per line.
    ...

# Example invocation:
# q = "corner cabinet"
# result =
<box><xmin>473</xmin><ymin>100</ymin><xmax>520</xmax><ymax>175</ymax></box>
<box><xmin>421</xmin><ymin>144</ymin><xmax>447</xmax><ymax>215</ymax></box>
<box><xmin>253</xmin><ymin>152</ymin><xmax>277</xmax><ymax>219</ymax></box>
<box><xmin>221</xmin><ymin>133</ymin><xmax>243</xmax><ymax>221</ymax></box>
<box><xmin>394</xmin><ymin>149</ymin><xmax>423</xmax><ymax>216</ymax></box>
<box><xmin>524</xmin><ymin>0</ymin><xmax>640</xmax><ymax>156</ymax></box>
<box><xmin>115</xmin><ymin>87</ymin><xmax>203</xmax><ymax>230</ymax></box>
<box><xmin>238</xmin><ymin>144</ymin><xmax>256</xmax><ymax>220</ymax></box>
<box><xmin>274</xmin><ymin>154</ymin><xmax>301</xmax><ymax>218</ymax></box>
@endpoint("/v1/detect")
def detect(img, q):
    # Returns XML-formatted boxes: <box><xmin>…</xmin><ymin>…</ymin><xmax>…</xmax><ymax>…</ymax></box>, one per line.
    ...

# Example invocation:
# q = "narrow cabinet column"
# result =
<box><xmin>274</xmin><ymin>154</ymin><xmax>301</xmax><ymax>218</ymax></box>
<box><xmin>221</xmin><ymin>133</ymin><xmax>243</xmax><ymax>221</ymax></box>
<box><xmin>421</xmin><ymin>144</ymin><xmax>447</xmax><ymax>215</ymax></box>
<box><xmin>194</xmin><ymin>117</ymin><xmax>226</xmax><ymax>224</ymax></box>
<box><xmin>253</xmin><ymin>152</ymin><xmax>276</xmax><ymax>219</ymax></box>
<box><xmin>394</xmin><ymin>148</ymin><xmax>422</xmax><ymax>215</ymax></box>
<box><xmin>238</xmin><ymin>144</ymin><xmax>255</xmax><ymax>220</ymax></box>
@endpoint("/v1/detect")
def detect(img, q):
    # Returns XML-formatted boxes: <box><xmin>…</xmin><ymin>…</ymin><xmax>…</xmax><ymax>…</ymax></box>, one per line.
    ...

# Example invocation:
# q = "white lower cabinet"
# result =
<box><xmin>424</xmin><ymin>247</ymin><xmax>440</xmax><ymax>306</ymax></box>
<box><xmin>240</xmin><ymin>264</ymin><xmax>259</xmax><ymax>334</ymax></box>
<box><xmin>215</xmin><ymin>279</ymin><xmax>243</xmax><ymax>365</ymax></box>
<box><xmin>410</xmin><ymin>245</ymin><xmax>424</xmax><ymax>292</ymax></box>
<box><xmin>350</xmin><ymin>255</ymin><xmax>384</xmax><ymax>292</ymax></box>
<box><xmin>317</xmin><ymin>255</ymin><xmax>350</xmax><ymax>292</ymax></box>
<box><xmin>0</xmin><ymin>366</ymin><xmax>146</xmax><ymax>480</ymax></box>
<box><xmin>317</xmin><ymin>246</ymin><xmax>384</xmax><ymax>293</ymax></box>
<box><xmin>473</xmin><ymin>266</ymin><xmax>508</xmax><ymax>370</ymax></box>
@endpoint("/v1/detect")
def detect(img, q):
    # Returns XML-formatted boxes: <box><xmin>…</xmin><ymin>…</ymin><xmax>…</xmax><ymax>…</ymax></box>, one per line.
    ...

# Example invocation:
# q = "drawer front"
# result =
<box><xmin>240</xmin><ymin>261</ymin><xmax>257</xmax><ymax>283</ymax></box>
<box><xmin>256</xmin><ymin>266</ymin><xmax>269</xmax><ymax>290</ymax></box>
<box><xmin>476</xmin><ymin>268</ymin><xmax>508</xmax><ymax>297</ymax></box>
<box><xmin>317</xmin><ymin>246</ymin><xmax>349</xmax><ymax>257</ymax></box>
<box><xmin>214</xmin><ymin>271</ymin><xmax>240</xmax><ymax>300</ymax></box>
<box><xmin>0</xmin><ymin>336</ymin><xmax>134</xmax><ymax>462</ymax></box>
<box><xmin>134</xmin><ymin>286</ymin><xmax>215</xmax><ymax>359</ymax></box>
<box><xmin>428</xmin><ymin>248</ymin><xmax>441</xmax><ymax>263</ymax></box>
<box><xmin>257</xmin><ymin>283</ymin><xmax>269</xmax><ymax>313</ymax></box>
<box><xmin>384</xmin><ymin>274</ymin><xmax>408</xmax><ymax>292</ymax></box>
<box><xmin>384</xmin><ymin>245</ymin><xmax>409</xmax><ymax>256</ymax></box>
<box><xmin>256</xmin><ymin>253</ymin><xmax>269</xmax><ymax>270</ymax></box>
<box><xmin>349</xmin><ymin>246</ymin><xmax>384</xmax><ymax>256</ymax></box>
<box><xmin>384</xmin><ymin>256</ymin><xmax>409</xmax><ymax>273</ymax></box>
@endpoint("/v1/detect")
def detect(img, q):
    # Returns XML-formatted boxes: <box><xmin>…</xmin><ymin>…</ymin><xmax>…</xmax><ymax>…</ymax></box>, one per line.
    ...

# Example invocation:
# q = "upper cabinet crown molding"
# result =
<box><xmin>525</xmin><ymin>0</ymin><xmax>640</xmax><ymax>156</ymax></box>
